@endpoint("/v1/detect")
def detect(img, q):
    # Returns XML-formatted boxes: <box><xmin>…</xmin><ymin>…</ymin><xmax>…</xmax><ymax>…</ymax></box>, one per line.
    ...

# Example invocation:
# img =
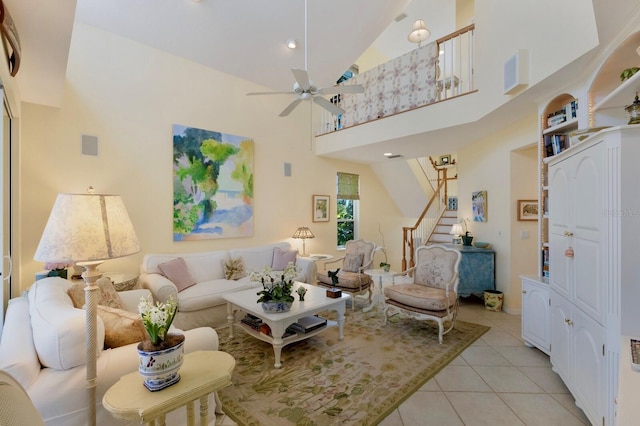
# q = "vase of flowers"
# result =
<box><xmin>460</xmin><ymin>218</ymin><xmax>474</xmax><ymax>246</ymax></box>
<box><xmin>252</xmin><ymin>263</ymin><xmax>297</xmax><ymax>313</ymax></box>
<box><xmin>137</xmin><ymin>295</ymin><xmax>184</xmax><ymax>391</ymax></box>
<box><xmin>45</xmin><ymin>260</ymin><xmax>74</xmax><ymax>279</ymax></box>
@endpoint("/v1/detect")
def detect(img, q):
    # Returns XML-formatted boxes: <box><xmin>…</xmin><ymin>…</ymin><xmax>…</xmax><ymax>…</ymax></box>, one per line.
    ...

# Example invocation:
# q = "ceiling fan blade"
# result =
<box><xmin>318</xmin><ymin>85</ymin><xmax>364</xmax><ymax>95</ymax></box>
<box><xmin>246</xmin><ymin>91</ymin><xmax>296</xmax><ymax>96</ymax></box>
<box><xmin>279</xmin><ymin>98</ymin><xmax>304</xmax><ymax>117</ymax></box>
<box><xmin>313</xmin><ymin>96</ymin><xmax>345</xmax><ymax>116</ymax></box>
<box><xmin>291</xmin><ymin>69</ymin><xmax>311</xmax><ymax>91</ymax></box>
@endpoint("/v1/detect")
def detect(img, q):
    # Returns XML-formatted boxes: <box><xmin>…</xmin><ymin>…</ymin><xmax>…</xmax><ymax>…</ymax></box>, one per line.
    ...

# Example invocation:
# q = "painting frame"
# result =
<box><xmin>312</xmin><ymin>195</ymin><xmax>330</xmax><ymax>223</ymax></box>
<box><xmin>439</xmin><ymin>155</ymin><xmax>451</xmax><ymax>165</ymax></box>
<box><xmin>517</xmin><ymin>199</ymin><xmax>539</xmax><ymax>221</ymax></box>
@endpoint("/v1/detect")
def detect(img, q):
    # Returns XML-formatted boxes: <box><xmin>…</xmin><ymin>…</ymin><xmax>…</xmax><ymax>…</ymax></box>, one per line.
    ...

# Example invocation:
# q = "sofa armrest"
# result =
<box><xmin>0</xmin><ymin>297</ymin><xmax>40</xmax><ymax>390</ymax></box>
<box><xmin>296</xmin><ymin>257</ymin><xmax>317</xmax><ymax>284</ymax></box>
<box><xmin>138</xmin><ymin>273</ymin><xmax>178</xmax><ymax>305</ymax></box>
<box><xmin>118</xmin><ymin>289</ymin><xmax>152</xmax><ymax>312</ymax></box>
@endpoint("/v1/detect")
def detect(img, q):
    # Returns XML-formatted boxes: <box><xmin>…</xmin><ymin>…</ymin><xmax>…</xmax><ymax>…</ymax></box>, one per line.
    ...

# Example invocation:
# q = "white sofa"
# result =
<box><xmin>138</xmin><ymin>242</ymin><xmax>317</xmax><ymax>330</ymax></box>
<box><xmin>0</xmin><ymin>277</ymin><xmax>219</xmax><ymax>426</ymax></box>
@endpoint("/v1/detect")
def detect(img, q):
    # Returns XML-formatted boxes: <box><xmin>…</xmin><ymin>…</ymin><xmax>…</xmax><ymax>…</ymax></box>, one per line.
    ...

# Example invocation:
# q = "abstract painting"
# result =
<box><xmin>472</xmin><ymin>190</ymin><xmax>487</xmax><ymax>222</ymax></box>
<box><xmin>172</xmin><ymin>124</ymin><xmax>254</xmax><ymax>241</ymax></box>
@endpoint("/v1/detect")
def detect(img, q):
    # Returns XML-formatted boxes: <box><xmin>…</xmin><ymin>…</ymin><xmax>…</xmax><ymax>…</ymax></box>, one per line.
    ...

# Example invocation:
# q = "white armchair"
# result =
<box><xmin>383</xmin><ymin>244</ymin><xmax>462</xmax><ymax>343</ymax></box>
<box><xmin>316</xmin><ymin>239</ymin><xmax>376</xmax><ymax>311</ymax></box>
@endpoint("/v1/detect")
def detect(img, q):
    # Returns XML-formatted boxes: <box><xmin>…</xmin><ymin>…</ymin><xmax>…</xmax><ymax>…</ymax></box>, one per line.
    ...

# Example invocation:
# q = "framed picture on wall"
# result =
<box><xmin>517</xmin><ymin>199</ymin><xmax>538</xmax><ymax>221</ymax></box>
<box><xmin>312</xmin><ymin>195</ymin><xmax>330</xmax><ymax>222</ymax></box>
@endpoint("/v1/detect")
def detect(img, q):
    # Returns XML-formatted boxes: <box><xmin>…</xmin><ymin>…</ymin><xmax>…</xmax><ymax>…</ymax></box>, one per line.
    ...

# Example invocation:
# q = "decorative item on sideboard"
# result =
<box><xmin>625</xmin><ymin>93</ymin><xmax>640</xmax><ymax>125</ymax></box>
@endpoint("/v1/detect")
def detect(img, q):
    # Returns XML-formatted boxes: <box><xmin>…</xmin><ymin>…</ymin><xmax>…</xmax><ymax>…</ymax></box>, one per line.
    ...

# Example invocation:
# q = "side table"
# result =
<box><xmin>103</xmin><ymin>351</ymin><xmax>235</xmax><ymax>426</ymax></box>
<box><xmin>363</xmin><ymin>268</ymin><xmax>396</xmax><ymax>313</ymax></box>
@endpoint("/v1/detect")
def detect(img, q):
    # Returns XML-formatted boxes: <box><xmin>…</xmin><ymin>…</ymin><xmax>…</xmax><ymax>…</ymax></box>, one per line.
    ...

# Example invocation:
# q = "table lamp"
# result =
<box><xmin>34</xmin><ymin>189</ymin><xmax>140</xmax><ymax>426</ymax></box>
<box><xmin>450</xmin><ymin>223</ymin><xmax>464</xmax><ymax>244</ymax></box>
<box><xmin>292</xmin><ymin>226</ymin><xmax>314</xmax><ymax>257</ymax></box>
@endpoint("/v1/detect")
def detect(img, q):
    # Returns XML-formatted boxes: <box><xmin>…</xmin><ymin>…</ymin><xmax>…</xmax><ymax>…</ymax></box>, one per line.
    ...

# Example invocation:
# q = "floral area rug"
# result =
<box><xmin>217</xmin><ymin>308</ymin><xmax>489</xmax><ymax>426</ymax></box>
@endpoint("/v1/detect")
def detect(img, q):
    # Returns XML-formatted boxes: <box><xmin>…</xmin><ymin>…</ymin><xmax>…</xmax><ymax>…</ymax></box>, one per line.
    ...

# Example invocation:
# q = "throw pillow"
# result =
<box><xmin>158</xmin><ymin>257</ymin><xmax>196</xmax><ymax>292</ymax></box>
<box><xmin>272</xmin><ymin>247</ymin><xmax>298</xmax><ymax>270</ymax></box>
<box><xmin>67</xmin><ymin>276</ymin><xmax>124</xmax><ymax>310</ymax></box>
<box><xmin>343</xmin><ymin>252</ymin><xmax>364</xmax><ymax>273</ymax></box>
<box><xmin>224</xmin><ymin>257</ymin><xmax>247</xmax><ymax>280</ymax></box>
<box><xmin>97</xmin><ymin>305</ymin><xmax>147</xmax><ymax>349</ymax></box>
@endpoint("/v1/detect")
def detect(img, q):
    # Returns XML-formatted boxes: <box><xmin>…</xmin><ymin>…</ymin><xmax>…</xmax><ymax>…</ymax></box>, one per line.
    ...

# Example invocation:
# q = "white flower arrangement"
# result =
<box><xmin>138</xmin><ymin>295</ymin><xmax>178</xmax><ymax>346</ymax></box>
<box><xmin>250</xmin><ymin>262</ymin><xmax>299</xmax><ymax>303</ymax></box>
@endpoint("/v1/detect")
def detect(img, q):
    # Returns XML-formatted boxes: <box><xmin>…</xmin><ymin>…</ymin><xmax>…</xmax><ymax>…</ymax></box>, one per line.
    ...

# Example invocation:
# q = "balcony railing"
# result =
<box><xmin>318</xmin><ymin>24</ymin><xmax>475</xmax><ymax>135</ymax></box>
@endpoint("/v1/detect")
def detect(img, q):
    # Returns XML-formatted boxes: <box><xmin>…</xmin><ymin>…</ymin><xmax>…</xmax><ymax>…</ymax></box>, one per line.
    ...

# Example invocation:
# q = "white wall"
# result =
<box><xmin>456</xmin><ymin>114</ymin><xmax>538</xmax><ymax>310</ymax></box>
<box><xmin>16</xmin><ymin>23</ymin><xmax>405</xmax><ymax>292</ymax></box>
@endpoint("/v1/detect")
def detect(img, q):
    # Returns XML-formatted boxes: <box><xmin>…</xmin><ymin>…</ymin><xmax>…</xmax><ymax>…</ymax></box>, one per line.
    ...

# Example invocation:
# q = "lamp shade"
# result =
<box><xmin>408</xmin><ymin>19</ymin><xmax>431</xmax><ymax>44</ymax></box>
<box><xmin>450</xmin><ymin>223</ymin><xmax>464</xmax><ymax>236</ymax></box>
<box><xmin>34</xmin><ymin>193</ymin><xmax>140</xmax><ymax>264</ymax></box>
<box><xmin>292</xmin><ymin>226</ymin><xmax>315</xmax><ymax>240</ymax></box>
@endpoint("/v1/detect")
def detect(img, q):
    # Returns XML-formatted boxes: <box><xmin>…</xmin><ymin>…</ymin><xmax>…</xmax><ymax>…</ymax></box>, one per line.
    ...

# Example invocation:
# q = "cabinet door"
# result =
<box><xmin>571</xmin><ymin>308</ymin><xmax>605</xmax><ymax>426</ymax></box>
<box><xmin>548</xmin><ymin>161</ymin><xmax>571</xmax><ymax>299</ymax></box>
<box><xmin>521</xmin><ymin>279</ymin><xmax>550</xmax><ymax>354</ymax></box>
<box><xmin>572</xmin><ymin>145</ymin><xmax>604</xmax><ymax>324</ymax></box>
<box><xmin>550</xmin><ymin>292</ymin><xmax>572</xmax><ymax>386</ymax></box>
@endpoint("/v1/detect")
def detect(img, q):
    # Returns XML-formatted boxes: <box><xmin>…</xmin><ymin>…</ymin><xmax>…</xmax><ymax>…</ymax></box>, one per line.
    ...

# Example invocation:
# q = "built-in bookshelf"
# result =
<box><xmin>538</xmin><ymin>95</ymin><xmax>578</xmax><ymax>277</ymax></box>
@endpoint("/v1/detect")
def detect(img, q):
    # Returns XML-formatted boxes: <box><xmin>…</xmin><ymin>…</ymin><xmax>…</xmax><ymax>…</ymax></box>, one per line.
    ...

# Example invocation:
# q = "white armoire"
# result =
<box><xmin>547</xmin><ymin>125</ymin><xmax>640</xmax><ymax>426</ymax></box>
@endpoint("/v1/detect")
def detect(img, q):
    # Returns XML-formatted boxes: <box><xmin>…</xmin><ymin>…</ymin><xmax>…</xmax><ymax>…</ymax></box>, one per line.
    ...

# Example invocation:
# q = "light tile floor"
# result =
<box><xmin>215</xmin><ymin>297</ymin><xmax>590</xmax><ymax>425</ymax></box>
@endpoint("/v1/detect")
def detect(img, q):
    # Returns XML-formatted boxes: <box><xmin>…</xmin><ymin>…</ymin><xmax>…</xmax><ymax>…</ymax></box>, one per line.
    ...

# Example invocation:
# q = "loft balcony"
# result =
<box><xmin>317</xmin><ymin>25</ymin><xmax>476</xmax><ymax>136</ymax></box>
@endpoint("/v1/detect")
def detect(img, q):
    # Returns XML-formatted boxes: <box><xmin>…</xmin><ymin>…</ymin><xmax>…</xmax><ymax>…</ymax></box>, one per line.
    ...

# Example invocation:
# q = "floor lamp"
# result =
<box><xmin>34</xmin><ymin>190</ymin><xmax>140</xmax><ymax>426</ymax></box>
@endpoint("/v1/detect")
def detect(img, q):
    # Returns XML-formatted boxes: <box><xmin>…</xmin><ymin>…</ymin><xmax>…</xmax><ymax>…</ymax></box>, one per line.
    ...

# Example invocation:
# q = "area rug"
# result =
<box><xmin>217</xmin><ymin>308</ymin><xmax>490</xmax><ymax>426</ymax></box>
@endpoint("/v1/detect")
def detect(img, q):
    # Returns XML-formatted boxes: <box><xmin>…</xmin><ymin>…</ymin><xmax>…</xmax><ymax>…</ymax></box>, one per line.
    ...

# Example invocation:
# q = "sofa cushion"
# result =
<box><xmin>140</xmin><ymin>250</ymin><xmax>229</xmax><ymax>282</ymax></box>
<box><xmin>158</xmin><ymin>257</ymin><xmax>196</xmax><ymax>292</ymax></box>
<box><xmin>176</xmin><ymin>279</ymin><xmax>260</xmax><ymax>312</ymax></box>
<box><xmin>230</xmin><ymin>243</ymin><xmax>291</xmax><ymax>273</ymax></box>
<box><xmin>28</xmin><ymin>277</ymin><xmax>105</xmax><ymax>370</ymax></box>
<box><xmin>343</xmin><ymin>252</ymin><xmax>364</xmax><ymax>272</ymax></box>
<box><xmin>224</xmin><ymin>257</ymin><xmax>247</xmax><ymax>280</ymax></box>
<box><xmin>67</xmin><ymin>277</ymin><xmax>124</xmax><ymax>309</ymax></box>
<box><xmin>97</xmin><ymin>305</ymin><xmax>147</xmax><ymax>348</ymax></box>
<box><xmin>272</xmin><ymin>247</ymin><xmax>298</xmax><ymax>270</ymax></box>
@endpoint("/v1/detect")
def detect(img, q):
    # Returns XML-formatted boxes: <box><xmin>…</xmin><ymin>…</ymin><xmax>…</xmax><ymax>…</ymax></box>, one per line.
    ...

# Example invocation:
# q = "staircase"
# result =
<box><xmin>427</xmin><ymin>209</ymin><xmax>458</xmax><ymax>244</ymax></box>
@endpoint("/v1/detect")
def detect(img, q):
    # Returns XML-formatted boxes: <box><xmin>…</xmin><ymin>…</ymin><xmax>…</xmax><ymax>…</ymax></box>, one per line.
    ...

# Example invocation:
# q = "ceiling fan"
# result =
<box><xmin>246</xmin><ymin>0</ymin><xmax>364</xmax><ymax>117</ymax></box>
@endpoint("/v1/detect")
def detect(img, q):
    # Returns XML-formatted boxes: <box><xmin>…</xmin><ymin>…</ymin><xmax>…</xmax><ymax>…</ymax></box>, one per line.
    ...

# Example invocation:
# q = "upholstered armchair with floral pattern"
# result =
<box><xmin>383</xmin><ymin>244</ymin><xmax>461</xmax><ymax>343</ymax></box>
<box><xmin>316</xmin><ymin>239</ymin><xmax>376</xmax><ymax>311</ymax></box>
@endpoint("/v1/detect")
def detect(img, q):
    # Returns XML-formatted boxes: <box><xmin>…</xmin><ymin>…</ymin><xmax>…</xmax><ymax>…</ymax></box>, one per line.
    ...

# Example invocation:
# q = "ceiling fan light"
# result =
<box><xmin>408</xmin><ymin>19</ymin><xmax>430</xmax><ymax>45</ymax></box>
<box><xmin>287</xmin><ymin>39</ymin><xmax>297</xmax><ymax>49</ymax></box>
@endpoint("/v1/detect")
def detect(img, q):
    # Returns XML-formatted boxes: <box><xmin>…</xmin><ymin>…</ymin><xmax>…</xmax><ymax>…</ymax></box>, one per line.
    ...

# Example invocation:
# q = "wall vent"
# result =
<box><xmin>81</xmin><ymin>134</ymin><xmax>99</xmax><ymax>156</ymax></box>
<box><xmin>504</xmin><ymin>49</ymin><xmax>529</xmax><ymax>95</ymax></box>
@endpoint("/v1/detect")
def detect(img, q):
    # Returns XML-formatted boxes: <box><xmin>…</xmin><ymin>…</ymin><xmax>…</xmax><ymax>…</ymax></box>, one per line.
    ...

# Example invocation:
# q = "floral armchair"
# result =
<box><xmin>316</xmin><ymin>239</ymin><xmax>376</xmax><ymax>311</ymax></box>
<box><xmin>383</xmin><ymin>244</ymin><xmax>461</xmax><ymax>343</ymax></box>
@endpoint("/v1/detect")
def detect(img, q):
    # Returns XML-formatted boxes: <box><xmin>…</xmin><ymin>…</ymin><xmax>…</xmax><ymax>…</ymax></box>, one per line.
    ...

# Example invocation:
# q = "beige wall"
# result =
<box><xmin>15</xmin><ymin>23</ymin><xmax>404</xmax><ymax>293</ymax></box>
<box><xmin>456</xmin><ymin>114</ymin><xmax>538</xmax><ymax>312</ymax></box>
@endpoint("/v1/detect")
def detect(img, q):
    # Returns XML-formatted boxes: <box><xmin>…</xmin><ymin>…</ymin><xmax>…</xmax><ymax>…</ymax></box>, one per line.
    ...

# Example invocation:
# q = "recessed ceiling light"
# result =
<box><xmin>287</xmin><ymin>39</ymin><xmax>297</xmax><ymax>49</ymax></box>
<box><xmin>384</xmin><ymin>152</ymin><xmax>393</xmax><ymax>157</ymax></box>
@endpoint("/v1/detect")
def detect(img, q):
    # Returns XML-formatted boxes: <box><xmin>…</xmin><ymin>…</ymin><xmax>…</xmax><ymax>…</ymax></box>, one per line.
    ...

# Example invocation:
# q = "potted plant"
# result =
<box><xmin>460</xmin><ymin>218</ymin><xmax>474</xmax><ymax>246</ymax></box>
<box><xmin>251</xmin><ymin>262</ymin><xmax>298</xmax><ymax>312</ymax></box>
<box><xmin>377</xmin><ymin>224</ymin><xmax>390</xmax><ymax>272</ymax></box>
<box><xmin>137</xmin><ymin>295</ymin><xmax>184</xmax><ymax>391</ymax></box>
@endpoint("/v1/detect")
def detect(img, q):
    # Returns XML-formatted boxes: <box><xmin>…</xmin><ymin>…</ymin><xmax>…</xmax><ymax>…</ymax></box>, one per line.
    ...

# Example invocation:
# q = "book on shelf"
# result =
<box><xmin>544</xmin><ymin>134</ymin><xmax>568</xmax><ymax>157</ymax></box>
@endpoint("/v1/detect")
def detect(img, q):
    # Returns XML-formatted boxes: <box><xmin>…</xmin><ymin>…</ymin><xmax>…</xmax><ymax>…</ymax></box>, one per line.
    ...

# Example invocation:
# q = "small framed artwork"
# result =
<box><xmin>313</xmin><ymin>195</ymin><xmax>330</xmax><ymax>222</ymax></box>
<box><xmin>472</xmin><ymin>190</ymin><xmax>488</xmax><ymax>222</ymax></box>
<box><xmin>517</xmin><ymin>200</ymin><xmax>538</xmax><ymax>221</ymax></box>
<box><xmin>439</xmin><ymin>155</ymin><xmax>451</xmax><ymax>165</ymax></box>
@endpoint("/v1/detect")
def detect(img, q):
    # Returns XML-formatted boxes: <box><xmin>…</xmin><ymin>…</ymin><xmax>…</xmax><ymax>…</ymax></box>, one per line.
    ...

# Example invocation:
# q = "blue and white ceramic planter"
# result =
<box><xmin>261</xmin><ymin>301</ymin><xmax>293</xmax><ymax>313</ymax></box>
<box><xmin>137</xmin><ymin>334</ymin><xmax>185</xmax><ymax>391</ymax></box>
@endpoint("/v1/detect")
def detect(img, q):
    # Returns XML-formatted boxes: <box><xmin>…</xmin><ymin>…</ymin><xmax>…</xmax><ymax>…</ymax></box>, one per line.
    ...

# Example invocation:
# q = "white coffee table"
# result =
<box><xmin>222</xmin><ymin>283</ymin><xmax>349</xmax><ymax>368</ymax></box>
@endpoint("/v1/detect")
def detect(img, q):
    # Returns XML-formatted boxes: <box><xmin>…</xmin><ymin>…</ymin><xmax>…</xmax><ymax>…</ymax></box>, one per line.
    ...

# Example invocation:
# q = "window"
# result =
<box><xmin>337</xmin><ymin>172</ymin><xmax>359</xmax><ymax>248</ymax></box>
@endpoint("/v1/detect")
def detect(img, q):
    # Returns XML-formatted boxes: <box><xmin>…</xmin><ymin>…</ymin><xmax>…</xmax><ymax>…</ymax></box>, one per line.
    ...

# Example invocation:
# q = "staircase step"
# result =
<box><xmin>429</xmin><ymin>234</ymin><xmax>453</xmax><ymax>243</ymax></box>
<box><xmin>442</xmin><ymin>209</ymin><xmax>458</xmax><ymax>218</ymax></box>
<box><xmin>434</xmin><ymin>225</ymin><xmax>454</xmax><ymax>233</ymax></box>
<box><xmin>439</xmin><ymin>217</ymin><xmax>458</xmax><ymax>226</ymax></box>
